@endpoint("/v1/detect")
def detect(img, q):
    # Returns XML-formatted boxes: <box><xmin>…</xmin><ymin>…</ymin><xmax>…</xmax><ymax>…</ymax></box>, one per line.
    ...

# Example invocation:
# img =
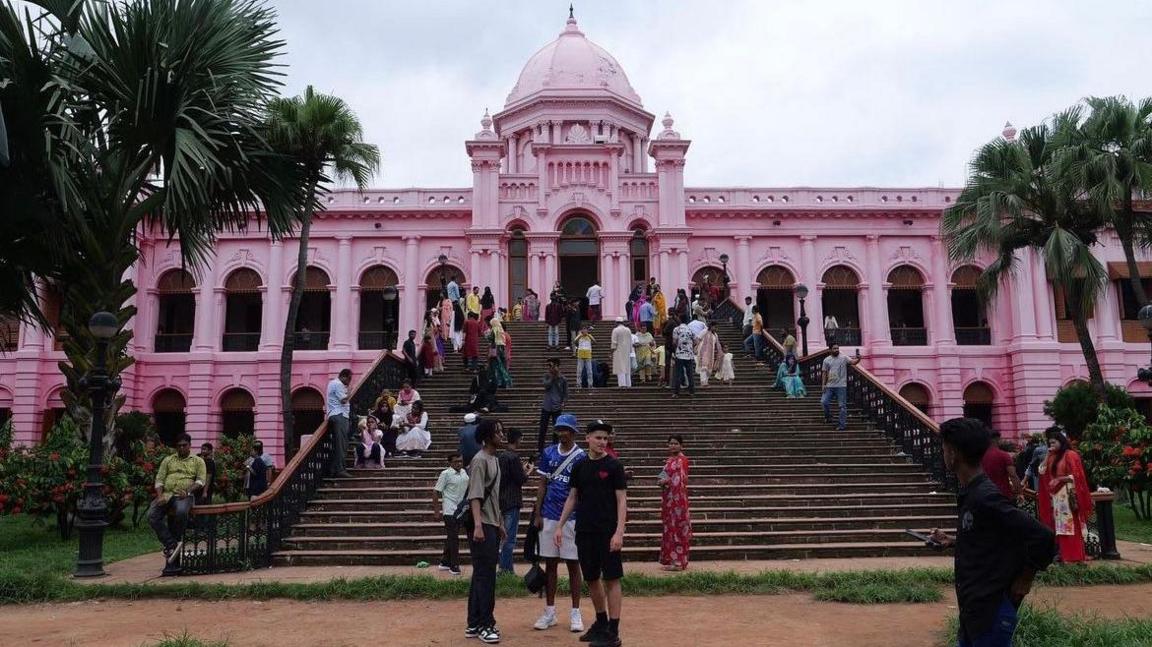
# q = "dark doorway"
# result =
<box><xmin>558</xmin><ymin>216</ymin><xmax>599</xmax><ymax>314</ymax></box>
<box><xmin>756</xmin><ymin>265</ymin><xmax>795</xmax><ymax>333</ymax></box>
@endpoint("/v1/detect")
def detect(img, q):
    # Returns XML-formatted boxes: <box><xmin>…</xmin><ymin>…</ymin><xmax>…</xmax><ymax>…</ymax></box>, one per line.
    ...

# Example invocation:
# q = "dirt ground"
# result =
<box><xmin>4</xmin><ymin>584</ymin><xmax>1151</xmax><ymax>647</ymax></box>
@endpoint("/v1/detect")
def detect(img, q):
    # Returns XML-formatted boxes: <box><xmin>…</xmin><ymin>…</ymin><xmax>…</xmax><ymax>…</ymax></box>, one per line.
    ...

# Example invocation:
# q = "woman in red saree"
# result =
<box><xmin>659</xmin><ymin>435</ymin><xmax>692</xmax><ymax>571</ymax></box>
<box><xmin>1036</xmin><ymin>431</ymin><xmax>1093</xmax><ymax>563</ymax></box>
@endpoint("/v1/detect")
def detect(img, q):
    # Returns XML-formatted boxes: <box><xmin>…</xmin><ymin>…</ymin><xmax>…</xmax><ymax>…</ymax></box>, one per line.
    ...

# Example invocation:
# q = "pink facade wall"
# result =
<box><xmin>3</xmin><ymin>16</ymin><xmax>1150</xmax><ymax>460</ymax></box>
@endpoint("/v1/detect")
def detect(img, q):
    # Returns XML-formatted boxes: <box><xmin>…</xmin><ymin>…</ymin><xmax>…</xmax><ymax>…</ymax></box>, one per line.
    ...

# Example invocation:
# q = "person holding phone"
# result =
<box><xmin>927</xmin><ymin>418</ymin><xmax>1055</xmax><ymax>647</ymax></box>
<box><xmin>148</xmin><ymin>433</ymin><xmax>206</xmax><ymax>572</ymax></box>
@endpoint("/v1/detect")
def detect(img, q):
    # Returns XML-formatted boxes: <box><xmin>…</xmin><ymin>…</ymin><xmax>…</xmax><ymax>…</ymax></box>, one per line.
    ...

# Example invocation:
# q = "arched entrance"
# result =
<box><xmin>629</xmin><ymin>228</ymin><xmax>650</xmax><ymax>293</ymax></box>
<box><xmin>887</xmin><ymin>265</ymin><xmax>927</xmax><ymax>346</ymax></box>
<box><xmin>152</xmin><ymin>389</ymin><xmax>187</xmax><ymax>446</ymax></box>
<box><xmin>691</xmin><ymin>266</ymin><xmax>726</xmax><ymax>308</ymax></box>
<box><xmin>220</xmin><ymin>388</ymin><xmax>256</xmax><ymax>439</ymax></box>
<box><xmin>558</xmin><ymin>216</ymin><xmax>599</xmax><ymax>310</ymax></box>
<box><xmin>291</xmin><ymin>267</ymin><xmax>332</xmax><ymax>350</ymax></box>
<box><xmin>359</xmin><ymin>265</ymin><xmax>400</xmax><ymax>350</ymax></box>
<box><xmin>288</xmin><ymin>387</ymin><xmax>325</xmax><ymax>458</ymax></box>
<box><xmin>821</xmin><ymin>265</ymin><xmax>861</xmax><ymax>345</ymax></box>
<box><xmin>223</xmin><ymin>269</ymin><xmax>262</xmax><ymax>351</ymax></box>
<box><xmin>155</xmin><ymin>269</ymin><xmax>196</xmax><ymax>352</ymax></box>
<box><xmin>963</xmin><ymin>381</ymin><xmax>995</xmax><ymax>428</ymax></box>
<box><xmin>899</xmin><ymin>383</ymin><xmax>932</xmax><ymax>416</ymax></box>
<box><xmin>756</xmin><ymin>265</ymin><xmax>796</xmax><ymax>333</ymax></box>
<box><xmin>425</xmin><ymin>264</ymin><xmax>466</xmax><ymax>312</ymax></box>
<box><xmin>507</xmin><ymin>228</ymin><xmax>528</xmax><ymax>306</ymax></box>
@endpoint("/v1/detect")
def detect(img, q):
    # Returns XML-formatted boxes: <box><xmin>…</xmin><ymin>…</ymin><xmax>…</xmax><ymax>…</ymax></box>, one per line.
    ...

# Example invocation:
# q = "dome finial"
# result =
<box><xmin>658</xmin><ymin>111</ymin><xmax>680</xmax><ymax>139</ymax></box>
<box><xmin>569</xmin><ymin>3</ymin><xmax>574</xmax><ymax>20</ymax></box>
<box><xmin>564</xmin><ymin>3</ymin><xmax>579</xmax><ymax>31</ymax></box>
<box><xmin>1002</xmin><ymin>120</ymin><xmax>1017</xmax><ymax>142</ymax></box>
<box><xmin>475</xmin><ymin>108</ymin><xmax>496</xmax><ymax>139</ymax></box>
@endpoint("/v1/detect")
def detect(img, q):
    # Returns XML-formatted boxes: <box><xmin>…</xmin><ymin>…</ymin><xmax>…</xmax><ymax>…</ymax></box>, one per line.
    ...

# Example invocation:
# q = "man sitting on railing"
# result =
<box><xmin>148</xmin><ymin>433</ymin><xmax>206</xmax><ymax>574</ymax></box>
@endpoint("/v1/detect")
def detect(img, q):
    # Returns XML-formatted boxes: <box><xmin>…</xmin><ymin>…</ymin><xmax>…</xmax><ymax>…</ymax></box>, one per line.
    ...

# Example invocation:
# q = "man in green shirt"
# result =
<box><xmin>148</xmin><ymin>433</ymin><xmax>206</xmax><ymax>569</ymax></box>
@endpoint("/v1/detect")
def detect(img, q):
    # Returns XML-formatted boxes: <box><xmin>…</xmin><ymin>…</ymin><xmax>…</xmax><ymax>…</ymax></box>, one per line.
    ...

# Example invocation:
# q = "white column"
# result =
<box><xmin>331</xmin><ymin>236</ymin><xmax>353</xmax><ymax>350</ymax></box>
<box><xmin>1031</xmin><ymin>257</ymin><xmax>1055</xmax><ymax>341</ymax></box>
<box><xmin>489</xmin><ymin>250</ymin><xmax>503</xmax><ymax>307</ymax></box>
<box><xmin>1096</xmin><ymin>280</ymin><xmax>1121</xmax><ymax>341</ymax></box>
<box><xmin>800</xmin><ymin>236</ymin><xmax>824</xmax><ymax>348</ymax></box>
<box><xmin>469</xmin><ymin>249</ymin><xmax>481</xmax><ymax>291</ymax></box>
<box><xmin>528</xmin><ymin>252</ymin><xmax>540</xmax><ymax>301</ymax></box>
<box><xmin>603</xmin><ymin>251</ymin><xmax>616</xmax><ymax>317</ymax></box>
<box><xmin>735</xmin><ymin>236</ymin><xmax>752</xmax><ymax>302</ymax></box>
<box><xmin>1013</xmin><ymin>248</ymin><xmax>1039</xmax><ymax>341</ymax></box>
<box><xmin>676</xmin><ymin>250</ymin><xmax>689</xmax><ymax>296</ymax></box>
<box><xmin>544</xmin><ymin>252</ymin><xmax>557</xmax><ymax>295</ymax></box>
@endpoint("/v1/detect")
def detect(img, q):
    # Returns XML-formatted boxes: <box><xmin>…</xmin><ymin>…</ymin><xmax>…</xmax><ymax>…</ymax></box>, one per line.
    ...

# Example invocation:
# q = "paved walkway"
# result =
<box><xmin>84</xmin><ymin>540</ymin><xmax>1152</xmax><ymax>586</ymax></box>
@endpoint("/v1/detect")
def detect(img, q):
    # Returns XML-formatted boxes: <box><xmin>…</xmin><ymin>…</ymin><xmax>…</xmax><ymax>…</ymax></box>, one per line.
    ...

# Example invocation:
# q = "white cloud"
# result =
<box><xmin>269</xmin><ymin>0</ymin><xmax>1152</xmax><ymax>188</ymax></box>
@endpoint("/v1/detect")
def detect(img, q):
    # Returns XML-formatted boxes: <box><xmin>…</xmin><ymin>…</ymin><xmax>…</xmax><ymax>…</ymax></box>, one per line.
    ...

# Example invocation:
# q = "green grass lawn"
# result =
<box><xmin>0</xmin><ymin>515</ymin><xmax>157</xmax><ymax>580</ymax></box>
<box><xmin>1114</xmin><ymin>504</ymin><xmax>1152</xmax><ymax>544</ymax></box>
<box><xmin>942</xmin><ymin>605</ymin><xmax>1152</xmax><ymax>647</ymax></box>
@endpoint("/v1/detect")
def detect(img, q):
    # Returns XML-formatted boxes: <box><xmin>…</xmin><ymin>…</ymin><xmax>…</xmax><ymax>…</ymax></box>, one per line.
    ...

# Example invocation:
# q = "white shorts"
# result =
<box><xmin>539</xmin><ymin>518</ymin><xmax>579</xmax><ymax>561</ymax></box>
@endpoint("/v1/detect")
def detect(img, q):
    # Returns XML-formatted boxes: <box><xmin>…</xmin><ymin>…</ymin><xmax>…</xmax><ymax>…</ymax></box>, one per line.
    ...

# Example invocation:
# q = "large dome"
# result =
<box><xmin>505</xmin><ymin>15</ymin><xmax>642</xmax><ymax>108</ymax></box>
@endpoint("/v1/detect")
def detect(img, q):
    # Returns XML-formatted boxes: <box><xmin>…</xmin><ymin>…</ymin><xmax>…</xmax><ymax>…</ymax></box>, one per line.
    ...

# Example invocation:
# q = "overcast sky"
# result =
<box><xmin>270</xmin><ymin>0</ymin><xmax>1152</xmax><ymax>189</ymax></box>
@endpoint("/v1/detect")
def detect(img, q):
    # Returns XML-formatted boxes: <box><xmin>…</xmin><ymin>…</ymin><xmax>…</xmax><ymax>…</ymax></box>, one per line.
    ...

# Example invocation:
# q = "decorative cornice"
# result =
<box><xmin>686</xmin><ymin>209</ymin><xmax>941</xmax><ymax>220</ymax></box>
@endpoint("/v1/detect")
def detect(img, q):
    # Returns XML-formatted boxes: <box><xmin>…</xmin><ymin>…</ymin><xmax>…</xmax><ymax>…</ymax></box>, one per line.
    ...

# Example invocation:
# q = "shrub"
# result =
<box><xmin>212</xmin><ymin>434</ymin><xmax>258</xmax><ymax>502</ymax></box>
<box><xmin>1043</xmin><ymin>382</ymin><xmax>1134</xmax><ymax>440</ymax></box>
<box><xmin>1081</xmin><ymin>405</ymin><xmax>1152</xmax><ymax>520</ymax></box>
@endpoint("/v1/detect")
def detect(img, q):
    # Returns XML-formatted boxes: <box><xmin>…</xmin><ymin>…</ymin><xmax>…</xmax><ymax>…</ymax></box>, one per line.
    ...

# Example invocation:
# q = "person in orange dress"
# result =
<box><xmin>659</xmin><ymin>435</ymin><xmax>692</xmax><ymax>571</ymax></box>
<box><xmin>1036</xmin><ymin>430</ymin><xmax>1093</xmax><ymax>563</ymax></box>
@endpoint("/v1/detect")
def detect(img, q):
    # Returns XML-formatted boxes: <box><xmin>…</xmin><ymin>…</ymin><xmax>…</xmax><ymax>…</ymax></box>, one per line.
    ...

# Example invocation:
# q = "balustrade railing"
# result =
<box><xmin>154</xmin><ymin>333</ymin><xmax>193</xmax><ymax>353</ymax></box>
<box><xmin>825</xmin><ymin>327</ymin><xmax>862</xmax><ymax>346</ymax></box>
<box><xmin>890</xmin><ymin>327</ymin><xmax>928</xmax><ymax>346</ymax></box>
<box><xmin>222</xmin><ymin>332</ymin><xmax>260</xmax><ymax>352</ymax></box>
<box><xmin>293</xmin><ymin>331</ymin><xmax>331</xmax><ymax>351</ymax></box>
<box><xmin>955</xmin><ymin>327</ymin><xmax>992</xmax><ymax>346</ymax></box>
<box><xmin>358</xmin><ymin>331</ymin><xmax>397</xmax><ymax>351</ymax></box>
<box><xmin>180</xmin><ymin>350</ymin><xmax>406</xmax><ymax>574</ymax></box>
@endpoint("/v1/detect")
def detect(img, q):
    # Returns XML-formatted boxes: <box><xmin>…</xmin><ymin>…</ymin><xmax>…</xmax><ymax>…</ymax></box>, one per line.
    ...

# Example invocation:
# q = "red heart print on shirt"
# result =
<box><xmin>599</xmin><ymin>470</ymin><xmax>609</xmax><ymax>479</ymax></box>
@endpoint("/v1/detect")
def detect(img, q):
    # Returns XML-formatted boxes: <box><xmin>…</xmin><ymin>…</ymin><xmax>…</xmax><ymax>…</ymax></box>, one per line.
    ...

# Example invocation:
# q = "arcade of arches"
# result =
<box><xmin>821</xmin><ymin>265</ymin><xmax>861</xmax><ymax>345</ymax></box>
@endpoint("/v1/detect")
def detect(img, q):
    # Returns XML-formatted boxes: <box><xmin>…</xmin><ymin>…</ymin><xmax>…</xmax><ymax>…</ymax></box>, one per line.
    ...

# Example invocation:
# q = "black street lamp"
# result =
<box><xmin>795</xmin><ymin>283</ymin><xmax>810</xmax><ymax>357</ymax></box>
<box><xmin>74</xmin><ymin>311</ymin><xmax>121</xmax><ymax>578</ymax></box>
<box><xmin>718</xmin><ymin>253</ymin><xmax>730</xmax><ymax>300</ymax></box>
<box><xmin>1138</xmin><ymin>304</ymin><xmax>1152</xmax><ymax>385</ymax></box>
<box><xmin>437</xmin><ymin>254</ymin><xmax>448</xmax><ymax>290</ymax></box>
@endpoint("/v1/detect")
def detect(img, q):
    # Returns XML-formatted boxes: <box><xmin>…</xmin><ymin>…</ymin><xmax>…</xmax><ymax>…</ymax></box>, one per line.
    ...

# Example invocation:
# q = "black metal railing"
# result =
<box><xmin>181</xmin><ymin>351</ymin><xmax>406</xmax><ymax>574</ymax></box>
<box><xmin>824</xmin><ymin>327</ymin><xmax>862</xmax><ymax>346</ymax></box>
<box><xmin>955</xmin><ymin>327</ymin><xmax>991</xmax><ymax>345</ymax></box>
<box><xmin>154</xmin><ymin>333</ymin><xmax>193</xmax><ymax>353</ymax></box>
<box><xmin>222</xmin><ymin>332</ymin><xmax>261</xmax><ymax>352</ymax></box>
<box><xmin>358</xmin><ymin>331</ymin><xmax>397</xmax><ymax>350</ymax></box>
<box><xmin>293</xmin><ymin>331</ymin><xmax>331</xmax><ymax>351</ymax></box>
<box><xmin>890</xmin><ymin>327</ymin><xmax>928</xmax><ymax>346</ymax></box>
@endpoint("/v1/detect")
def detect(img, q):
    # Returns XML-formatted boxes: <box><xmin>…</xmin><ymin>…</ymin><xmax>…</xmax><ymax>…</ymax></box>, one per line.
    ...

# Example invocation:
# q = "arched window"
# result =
<box><xmin>41</xmin><ymin>388</ymin><xmax>67</xmax><ymax>441</ymax></box>
<box><xmin>963</xmin><ymin>381</ymin><xmax>995</xmax><ymax>427</ymax></box>
<box><xmin>288</xmin><ymin>387</ymin><xmax>325</xmax><ymax>459</ymax></box>
<box><xmin>359</xmin><ymin>265</ymin><xmax>400</xmax><ymax>350</ymax></box>
<box><xmin>220</xmin><ymin>388</ymin><xmax>255</xmax><ymax>438</ymax></box>
<box><xmin>508</xmin><ymin>229</ymin><xmax>528</xmax><ymax>305</ymax></box>
<box><xmin>821</xmin><ymin>265</ymin><xmax>861</xmax><ymax>345</ymax></box>
<box><xmin>756</xmin><ymin>265</ymin><xmax>796</xmax><ymax>333</ymax></box>
<box><xmin>291</xmin><ymin>267</ymin><xmax>331</xmax><ymax>350</ymax></box>
<box><xmin>629</xmin><ymin>228</ymin><xmax>649</xmax><ymax>289</ymax></box>
<box><xmin>223</xmin><ymin>269</ymin><xmax>262</xmax><ymax>351</ymax></box>
<box><xmin>152</xmin><ymin>389</ymin><xmax>187</xmax><ymax>446</ymax></box>
<box><xmin>155</xmin><ymin>269</ymin><xmax>196</xmax><ymax>352</ymax></box>
<box><xmin>0</xmin><ymin>315</ymin><xmax>18</xmax><ymax>352</ymax></box>
<box><xmin>887</xmin><ymin>265</ymin><xmax>927</xmax><ymax>346</ymax></box>
<box><xmin>425</xmin><ymin>264</ymin><xmax>466</xmax><ymax>312</ymax></box>
<box><xmin>898</xmin><ymin>383</ymin><xmax>932</xmax><ymax>415</ymax></box>
<box><xmin>951</xmin><ymin>266</ymin><xmax>989</xmax><ymax>345</ymax></box>
<box><xmin>690</xmin><ymin>265</ymin><xmax>726</xmax><ymax>307</ymax></box>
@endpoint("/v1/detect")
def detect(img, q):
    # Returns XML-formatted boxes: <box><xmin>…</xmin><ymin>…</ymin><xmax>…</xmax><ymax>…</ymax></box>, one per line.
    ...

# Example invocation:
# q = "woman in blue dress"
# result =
<box><xmin>781</xmin><ymin>355</ymin><xmax>806</xmax><ymax>398</ymax></box>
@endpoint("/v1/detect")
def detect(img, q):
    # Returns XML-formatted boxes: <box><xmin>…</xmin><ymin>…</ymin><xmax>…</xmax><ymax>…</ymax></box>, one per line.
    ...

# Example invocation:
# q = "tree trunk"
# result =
<box><xmin>280</xmin><ymin>199</ymin><xmax>316</xmax><ymax>450</ymax></box>
<box><xmin>1068</xmin><ymin>301</ymin><xmax>1106</xmax><ymax>398</ymax></box>
<box><xmin>1117</xmin><ymin>198</ymin><xmax>1148</xmax><ymax>307</ymax></box>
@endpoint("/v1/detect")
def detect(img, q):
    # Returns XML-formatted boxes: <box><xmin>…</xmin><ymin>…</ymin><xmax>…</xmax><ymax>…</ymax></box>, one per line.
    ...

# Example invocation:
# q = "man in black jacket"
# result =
<box><xmin>402</xmin><ymin>329</ymin><xmax>419</xmax><ymax>385</ymax></box>
<box><xmin>929</xmin><ymin>418</ymin><xmax>1056</xmax><ymax>647</ymax></box>
<box><xmin>497</xmin><ymin>429</ymin><xmax>530</xmax><ymax>575</ymax></box>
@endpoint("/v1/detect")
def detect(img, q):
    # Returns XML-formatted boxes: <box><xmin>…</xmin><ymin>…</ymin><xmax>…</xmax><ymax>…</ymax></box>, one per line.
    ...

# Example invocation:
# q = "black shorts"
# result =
<box><xmin>576</xmin><ymin>531</ymin><xmax>624</xmax><ymax>582</ymax></box>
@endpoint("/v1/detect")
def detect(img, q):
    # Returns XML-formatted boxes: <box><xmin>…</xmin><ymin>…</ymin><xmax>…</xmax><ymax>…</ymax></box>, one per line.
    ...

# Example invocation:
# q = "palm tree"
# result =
<box><xmin>943</xmin><ymin>114</ymin><xmax>1110</xmax><ymax>394</ymax></box>
<box><xmin>0</xmin><ymin>0</ymin><xmax>309</xmax><ymax>451</ymax></box>
<box><xmin>1059</xmin><ymin>95</ymin><xmax>1152</xmax><ymax>307</ymax></box>
<box><xmin>265</xmin><ymin>86</ymin><xmax>380</xmax><ymax>443</ymax></box>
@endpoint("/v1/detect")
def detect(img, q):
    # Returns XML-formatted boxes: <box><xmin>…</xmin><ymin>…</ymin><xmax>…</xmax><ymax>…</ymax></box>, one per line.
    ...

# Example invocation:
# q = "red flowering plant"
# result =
<box><xmin>210</xmin><ymin>434</ymin><xmax>258</xmax><ymax>503</ymax></box>
<box><xmin>1081</xmin><ymin>405</ymin><xmax>1152</xmax><ymax>520</ymax></box>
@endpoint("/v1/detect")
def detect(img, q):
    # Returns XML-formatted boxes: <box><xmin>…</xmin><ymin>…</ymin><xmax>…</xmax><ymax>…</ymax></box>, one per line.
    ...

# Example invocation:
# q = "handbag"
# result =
<box><xmin>452</xmin><ymin>471</ymin><xmax>496</xmax><ymax>523</ymax></box>
<box><xmin>523</xmin><ymin>561</ymin><xmax>547</xmax><ymax>595</ymax></box>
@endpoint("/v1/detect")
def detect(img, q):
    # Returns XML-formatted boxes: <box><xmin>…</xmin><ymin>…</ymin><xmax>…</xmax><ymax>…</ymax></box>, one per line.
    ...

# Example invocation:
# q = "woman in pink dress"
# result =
<box><xmin>659</xmin><ymin>435</ymin><xmax>692</xmax><ymax>571</ymax></box>
<box><xmin>1037</xmin><ymin>430</ymin><xmax>1093</xmax><ymax>563</ymax></box>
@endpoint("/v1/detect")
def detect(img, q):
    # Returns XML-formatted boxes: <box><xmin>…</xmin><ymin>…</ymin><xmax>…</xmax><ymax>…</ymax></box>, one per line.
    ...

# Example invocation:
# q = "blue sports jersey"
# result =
<box><xmin>537</xmin><ymin>444</ymin><xmax>586</xmax><ymax>521</ymax></box>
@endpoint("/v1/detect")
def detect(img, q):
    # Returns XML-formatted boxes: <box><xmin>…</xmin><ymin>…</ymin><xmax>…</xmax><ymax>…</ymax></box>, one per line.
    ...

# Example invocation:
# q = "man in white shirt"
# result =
<box><xmin>326</xmin><ymin>368</ymin><xmax>353</xmax><ymax>479</ymax></box>
<box><xmin>824</xmin><ymin>314</ymin><xmax>839</xmax><ymax>344</ymax></box>
<box><xmin>671</xmin><ymin>321</ymin><xmax>697</xmax><ymax>397</ymax></box>
<box><xmin>741</xmin><ymin>296</ymin><xmax>755</xmax><ymax>338</ymax></box>
<box><xmin>434</xmin><ymin>453</ymin><xmax>471</xmax><ymax>575</ymax></box>
<box><xmin>586</xmin><ymin>282</ymin><xmax>603</xmax><ymax>322</ymax></box>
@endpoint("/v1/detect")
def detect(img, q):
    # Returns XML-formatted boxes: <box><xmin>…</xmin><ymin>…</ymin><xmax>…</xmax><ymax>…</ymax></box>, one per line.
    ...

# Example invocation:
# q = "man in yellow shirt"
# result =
<box><xmin>148</xmin><ymin>433</ymin><xmax>207</xmax><ymax>569</ymax></box>
<box><xmin>466</xmin><ymin>286</ymin><xmax>482</xmax><ymax>317</ymax></box>
<box><xmin>743</xmin><ymin>306</ymin><xmax>766</xmax><ymax>362</ymax></box>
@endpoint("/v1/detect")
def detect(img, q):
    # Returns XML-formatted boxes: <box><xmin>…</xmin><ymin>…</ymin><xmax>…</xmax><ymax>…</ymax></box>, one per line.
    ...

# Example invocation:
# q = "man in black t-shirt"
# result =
<box><xmin>555</xmin><ymin>420</ymin><xmax>627</xmax><ymax>647</ymax></box>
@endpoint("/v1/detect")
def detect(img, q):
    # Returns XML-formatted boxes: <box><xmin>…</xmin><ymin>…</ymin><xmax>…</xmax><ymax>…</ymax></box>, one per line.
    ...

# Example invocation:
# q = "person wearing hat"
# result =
<box><xmin>532</xmin><ymin>413</ymin><xmax>587</xmax><ymax>633</ymax></box>
<box><xmin>458</xmin><ymin>413</ymin><xmax>481</xmax><ymax>468</ymax></box>
<box><xmin>610</xmin><ymin>317</ymin><xmax>633</xmax><ymax>388</ymax></box>
<box><xmin>556</xmin><ymin>419</ymin><xmax>628</xmax><ymax>646</ymax></box>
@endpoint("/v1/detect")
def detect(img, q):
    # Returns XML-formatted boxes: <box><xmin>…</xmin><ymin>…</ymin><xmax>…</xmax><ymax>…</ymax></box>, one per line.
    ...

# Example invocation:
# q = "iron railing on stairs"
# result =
<box><xmin>179</xmin><ymin>351</ymin><xmax>406</xmax><ymax>574</ymax></box>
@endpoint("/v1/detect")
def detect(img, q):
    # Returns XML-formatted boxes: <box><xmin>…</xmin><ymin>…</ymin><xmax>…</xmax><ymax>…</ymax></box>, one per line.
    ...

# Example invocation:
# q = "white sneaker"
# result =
<box><xmin>569</xmin><ymin>608</ymin><xmax>584</xmax><ymax>633</ymax></box>
<box><xmin>534</xmin><ymin>610</ymin><xmax>557</xmax><ymax>630</ymax></box>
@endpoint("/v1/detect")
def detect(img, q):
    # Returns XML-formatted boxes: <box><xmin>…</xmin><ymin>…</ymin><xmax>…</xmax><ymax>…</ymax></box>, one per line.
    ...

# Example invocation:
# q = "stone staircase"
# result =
<box><xmin>272</xmin><ymin>319</ymin><xmax>953</xmax><ymax>566</ymax></box>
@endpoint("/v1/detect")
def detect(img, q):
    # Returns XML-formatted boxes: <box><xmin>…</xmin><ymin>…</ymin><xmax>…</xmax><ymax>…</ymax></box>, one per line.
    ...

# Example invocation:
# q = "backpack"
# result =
<box><xmin>594</xmin><ymin>361</ymin><xmax>609</xmax><ymax>387</ymax></box>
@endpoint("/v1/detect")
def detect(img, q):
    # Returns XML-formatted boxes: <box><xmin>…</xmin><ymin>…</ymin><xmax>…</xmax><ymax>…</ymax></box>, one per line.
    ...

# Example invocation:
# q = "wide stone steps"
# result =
<box><xmin>272</xmin><ymin>317</ymin><xmax>951</xmax><ymax>566</ymax></box>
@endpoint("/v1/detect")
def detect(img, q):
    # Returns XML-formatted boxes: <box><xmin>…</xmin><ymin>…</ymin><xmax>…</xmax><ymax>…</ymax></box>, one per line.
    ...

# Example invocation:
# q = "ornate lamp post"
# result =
<box><xmin>437</xmin><ymin>254</ymin><xmax>448</xmax><ymax>290</ymax></box>
<box><xmin>74</xmin><ymin>311</ymin><xmax>121</xmax><ymax>578</ymax></box>
<box><xmin>1138</xmin><ymin>304</ymin><xmax>1152</xmax><ymax>385</ymax></box>
<box><xmin>382</xmin><ymin>285</ymin><xmax>399</xmax><ymax>349</ymax></box>
<box><xmin>795</xmin><ymin>284</ymin><xmax>810</xmax><ymax>357</ymax></box>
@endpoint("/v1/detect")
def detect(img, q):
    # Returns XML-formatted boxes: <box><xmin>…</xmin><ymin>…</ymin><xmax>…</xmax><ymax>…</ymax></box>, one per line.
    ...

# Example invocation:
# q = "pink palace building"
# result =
<box><xmin>2</xmin><ymin>14</ymin><xmax>1151</xmax><ymax>460</ymax></box>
